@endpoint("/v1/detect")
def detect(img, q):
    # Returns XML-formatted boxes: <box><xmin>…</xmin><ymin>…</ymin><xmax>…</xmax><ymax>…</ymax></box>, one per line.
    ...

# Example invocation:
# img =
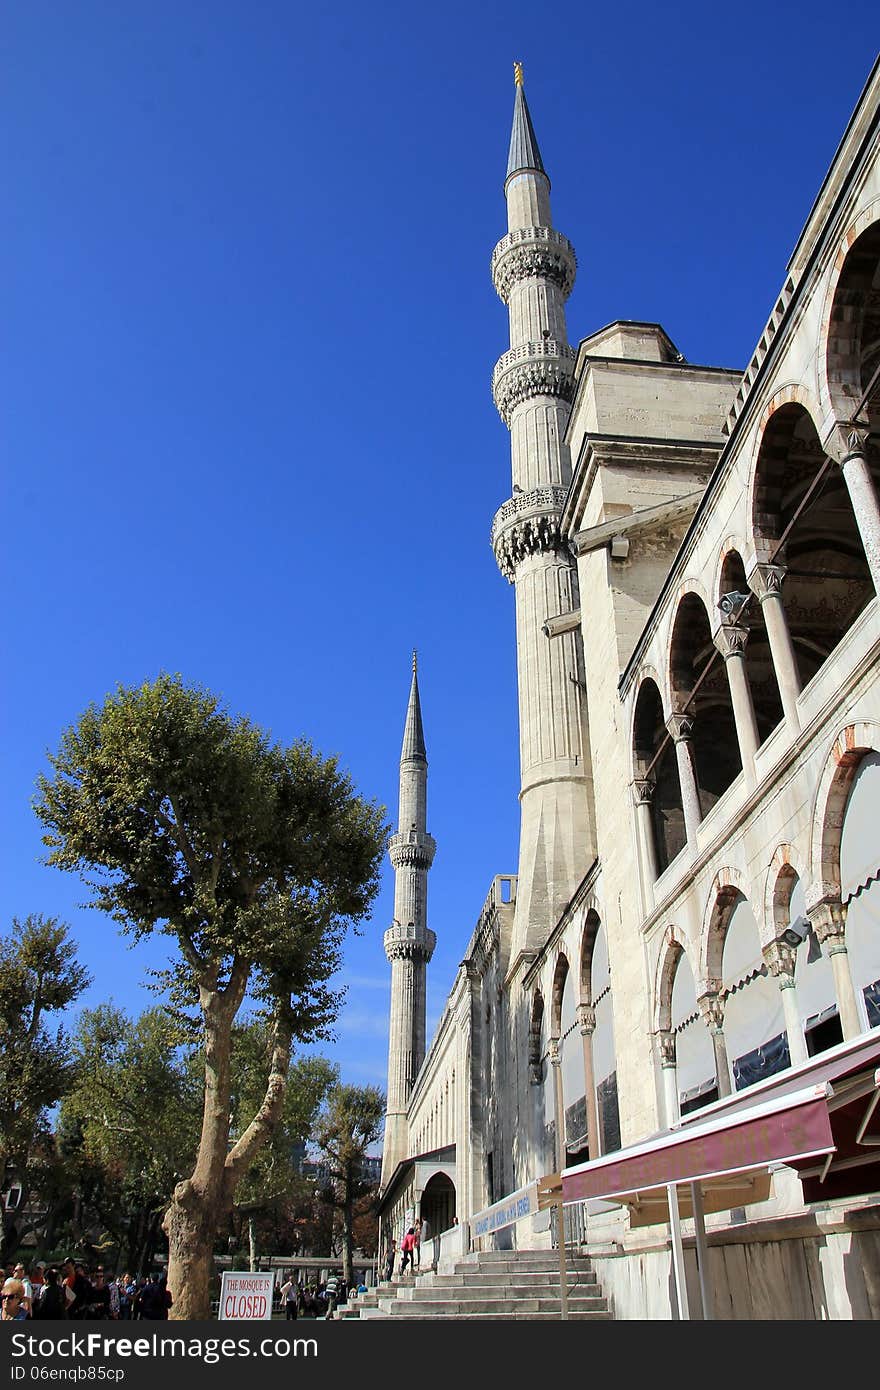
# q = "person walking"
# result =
<box><xmin>323</xmin><ymin>1272</ymin><xmax>339</xmax><ymax>1319</ymax></box>
<box><xmin>399</xmin><ymin>1228</ymin><xmax>416</xmax><ymax>1276</ymax></box>
<box><xmin>279</xmin><ymin>1274</ymin><xmax>298</xmax><ymax>1321</ymax></box>
<box><xmin>412</xmin><ymin>1219</ymin><xmax>422</xmax><ymax>1271</ymax></box>
<box><xmin>383</xmin><ymin>1239</ymin><xmax>395</xmax><ymax>1281</ymax></box>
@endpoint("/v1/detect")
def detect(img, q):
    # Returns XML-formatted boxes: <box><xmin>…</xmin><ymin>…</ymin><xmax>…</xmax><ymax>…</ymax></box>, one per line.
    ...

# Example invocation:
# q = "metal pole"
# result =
<box><xmin>690</xmin><ymin>1181</ymin><xmax>713</xmax><ymax>1320</ymax></box>
<box><xmin>556</xmin><ymin>1199</ymin><xmax>569</xmax><ymax>1321</ymax></box>
<box><xmin>666</xmin><ymin>1183</ymin><xmax>690</xmax><ymax>1320</ymax></box>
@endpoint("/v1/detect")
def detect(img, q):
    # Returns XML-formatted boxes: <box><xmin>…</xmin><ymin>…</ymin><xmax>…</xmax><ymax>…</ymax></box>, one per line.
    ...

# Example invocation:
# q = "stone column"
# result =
<box><xmin>549</xmin><ymin>1037</ymin><xmax>566</xmax><ymax>1172</ymax></box>
<box><xmin>632</xmin><ymin>778</ymin><xmax>659</xmax><ymax>885</ymax></box>
<box><xmin>748</xmin><ymin>563</ymin><xmax>801</xmax><ymax>731</ymax></box>
<box><xmin>714</xmin><ymin>622</ymin><xmax>760</xmax><ymax>786</ymax></box>
<box><xmin>698</xmin><ymin>989</ymin><xmax>732</xmax><ymax>1098</ymax></box>
<box><xmin>763</xmin><ymin>938</ymin><xmax>808</xmax><ymax>1067</ymax></box>
<box><xmin>833</xmin><ymin>426</ymin><xmax>880</xmax><ymax>595</ymax></box>
<box><xmin>666</xmin><ymin>713</ymin><xmax>702</xmax><ymax>845</ymax></box>
<box><xmin>577</xmin><ymin>1003</ymin><xmax>600</xmax><ymax>1159</ymax></box>
<box><xmin>658</xmin><ymin>1030</ymin><xmax>679</xmax><ymax>1127</ymax></box>
<box><xmin>808</xmin><ymin>897</ymin><xmax>862</xmax><ymax>1040</ymax></box>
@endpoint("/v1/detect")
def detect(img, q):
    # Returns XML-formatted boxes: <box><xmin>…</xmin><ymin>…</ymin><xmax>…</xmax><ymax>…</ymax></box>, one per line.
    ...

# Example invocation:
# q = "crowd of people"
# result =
<box><xmin>0</xmin><ymin>1259</ymin><xmax>172</xmax><ymax>1321</ymax></box>
<box><xmin>275</xmin><ymin>1273</ymin><xmax>366</xmax><ymax>1320</ymax></box>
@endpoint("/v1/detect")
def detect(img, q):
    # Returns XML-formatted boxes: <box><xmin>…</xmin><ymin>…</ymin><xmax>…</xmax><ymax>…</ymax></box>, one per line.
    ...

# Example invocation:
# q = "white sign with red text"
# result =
<box><xmin>218</xmin><ymin>1271</ymin><xmax>275</xmax><ymax>1320</ymax></box>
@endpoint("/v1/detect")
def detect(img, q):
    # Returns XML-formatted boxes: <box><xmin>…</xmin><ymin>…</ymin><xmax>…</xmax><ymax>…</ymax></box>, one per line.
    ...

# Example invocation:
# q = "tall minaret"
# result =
<box><xmin>381</xmin><ymin>653</ymin><xmax>436</xmax><ymax>1189</ymax></box>
<box><xmin>490</xmin><ymin>64</ymin><xmax>594</xmax><ymax>962</ymax></box>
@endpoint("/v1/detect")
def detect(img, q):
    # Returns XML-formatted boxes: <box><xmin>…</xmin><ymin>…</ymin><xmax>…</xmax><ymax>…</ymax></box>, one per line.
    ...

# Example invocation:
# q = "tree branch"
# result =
<box><xmin>224</xmin><ymin>1009</ymin><xmax>293</xmax><ymax>1185</ymax></box>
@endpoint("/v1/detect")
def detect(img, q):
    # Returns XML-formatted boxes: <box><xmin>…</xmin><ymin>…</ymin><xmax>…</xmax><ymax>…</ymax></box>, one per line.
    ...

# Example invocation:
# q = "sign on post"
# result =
<box><xmin>218</xmin><ymin>1270</ymin><xmax>275</xmax><ymax>1320</ymax></box>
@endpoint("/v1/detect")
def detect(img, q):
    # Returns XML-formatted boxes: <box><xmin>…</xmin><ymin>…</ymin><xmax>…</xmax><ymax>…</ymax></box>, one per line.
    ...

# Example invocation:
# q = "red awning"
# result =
<box><xmin>561</xmin><ymin>1083</ymin><xmax>835</xmax><ymax>1206</ymax></box>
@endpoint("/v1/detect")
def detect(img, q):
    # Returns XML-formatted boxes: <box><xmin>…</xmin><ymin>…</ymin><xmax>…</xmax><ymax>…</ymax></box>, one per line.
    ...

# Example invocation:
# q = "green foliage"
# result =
<box><xmin>313</xmin><ymin>1083</ymin><xmax>385</xmax><ymax>1280</ymax></box>
<box><xmin>62</xmin><ymin>1004</ymin><xmax>201</xmax><ymax>1204</ymax></box>
<box><xmin>35</xmin><ymin>673</ymin><xmax>389</xmax><ymax>1034</ymax></box>
<box><xmin>315</xmin><ymin>1084</ymin><xmax>386</xmax><ymax>1181</ymax></box>
<box><xmin>0</xmin><ymin>916</ymin><xmax>90</xmax><ymax>1177</ymax></box>
<box><xmin>0</xmin><ymin>915</ymin><xmax>90</xmax><ymax>1257</ymax></box>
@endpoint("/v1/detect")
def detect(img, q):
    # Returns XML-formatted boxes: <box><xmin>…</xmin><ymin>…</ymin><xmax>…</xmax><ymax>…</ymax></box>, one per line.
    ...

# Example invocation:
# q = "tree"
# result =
<box><xmin>60</xmin><ymin>1004</ymin><xmax>201</xmax><ymax>1273</ymax></box>
<box><xmin>35</xmin><ymin>674</ymin><xmax>388</xmax><ymax>1317</ymax></box>
<box><xmin>313</xmin><ymin>1083</ymin><xmax>385</xmax><ymax>1283</ymax></box>
<box><xmin>0</xmin><ymin>915</ymin><xmax>90</xmax><ymax>1260</ymax></box>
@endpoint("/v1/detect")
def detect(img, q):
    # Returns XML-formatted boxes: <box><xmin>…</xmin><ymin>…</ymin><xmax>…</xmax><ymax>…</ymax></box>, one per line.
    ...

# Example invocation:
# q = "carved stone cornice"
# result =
<box><xmin>388</xmin><ymin>830</ymin><xmax>437</xmax><ymax>871</ymax></box>
<box><xmin>666</xmin><ymin>712</ymin><xmax>695</xmax><ymax>743</ymax></box>
<box><xmin>827</xmin><ymin>422</ymin><xmax>869</xmax><ymax>466</ymax></box>
<box><xmin>383</xmin><ymin>921</ymin><xmax>436</xmax><ymax>964</ymax></box>
<box><xmin>714</xmin><ymin>622</ymin><xmax>750</xmax><ymax>661</ymax></box>
<box><xmin>807</xmin><ymin>897</ymin><xmax>848</xmax><ymax>952</ymax></box>
<box><xmin>576</xmin><ymin>1003</ymin><xmax>596</xmax><ymax>1036</ymax></box>
<box><xmin>748</xmin><ymin>562</ymin><xmax>787</xmax><ymax>602</ymax></box>
<box><xmin>631</xmin><ymin>777</ymin><xmax>655</xmax><ymax>807</ymax></box>
<box><xmin>763</xmin><ymin>938</ymin><xmax>797</xmax><ymax>985</ymax></box>
<box><xmin>491</xmin><ymin>486</ymin><xmax>569</xmax><ymax>581</ymax></box>
<box><xmin>698</xmin><ymin>990</ymin><xmax>725</xmax><ymax>1032</ymax></box>
<box><xmin>657</xmin><ymin>1030</ymin><xmax>677</xmax><ymax>1068</ymax></box>
<box><xmin>492</xmin><ymin>340</ymin><xmax>577</xmax><ymax>426</ymax></box>
<box><xmin>491</xmin><ymin>226</ymin><xmax>577</xmax><ymax>303</ymax></box>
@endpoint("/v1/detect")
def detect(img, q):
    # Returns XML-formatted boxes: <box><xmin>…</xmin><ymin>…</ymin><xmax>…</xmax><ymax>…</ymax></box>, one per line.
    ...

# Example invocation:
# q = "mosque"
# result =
<box><xmin>377</xmin><ymin>58</ymin><xmax>880</xmax><ymax>1319</ymax></box>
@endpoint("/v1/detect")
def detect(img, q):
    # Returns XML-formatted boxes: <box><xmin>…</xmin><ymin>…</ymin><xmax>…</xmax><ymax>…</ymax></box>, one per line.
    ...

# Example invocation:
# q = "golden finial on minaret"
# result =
<box><xmin>412</xmin><ymin>648</ymin><xmax>418</xmax><ymax>674</ymax></box>
<box><xmin>513</xmin><ymin>61</ymin><xmax>524</xmax><ymax>87</ymax></box>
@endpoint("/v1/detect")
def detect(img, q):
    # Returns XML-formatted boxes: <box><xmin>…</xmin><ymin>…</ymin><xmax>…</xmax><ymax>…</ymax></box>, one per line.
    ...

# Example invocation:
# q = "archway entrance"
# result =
<box><xmin>420</xmin><ymin>1172</ymin><xmax>456</xmax><ymax>1236</ymax></box>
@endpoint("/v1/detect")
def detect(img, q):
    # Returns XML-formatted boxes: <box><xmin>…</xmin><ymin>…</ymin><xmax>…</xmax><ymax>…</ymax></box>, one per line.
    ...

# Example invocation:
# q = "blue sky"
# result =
<box><xmin>2</xmin><ymin>3</ymin><xmax>878</xmax><ymax>1099</ymax></box>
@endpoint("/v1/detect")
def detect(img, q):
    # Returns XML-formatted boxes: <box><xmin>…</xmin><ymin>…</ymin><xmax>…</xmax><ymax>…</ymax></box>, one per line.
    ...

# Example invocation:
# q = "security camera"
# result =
<box><xmin>781</xmin><ymin>915</ymin><xmax>810</xmax><ymax>948</ymax></box>
<box><xmin>717</xmin><ymin>590</ymin><xmax>751</xmax><ymax>618</ymax></box>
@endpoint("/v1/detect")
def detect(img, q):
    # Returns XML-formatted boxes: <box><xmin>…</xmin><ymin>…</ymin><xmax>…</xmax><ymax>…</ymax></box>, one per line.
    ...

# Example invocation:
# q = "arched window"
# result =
<box><xmin>718</xmin><ymin>549</ymin><xmax>783</xmax><ymax>744</ymax></box>
<box><xmin>840</xmin><ymin>751</ymin><xmax>880</xmax><ymax>1029</ymax></box>
<box><xmin>670</xmin><ymin>950</ymin><xmax>716</xmax><ymax>1115</ymax></box>
<box><xmin>752</xmin><ymin>404</ymin><xmax>874</xmax><ymax>686</ymax></box>
<box><xmin>721</xmin><ymin>894</ymin><xmax>788</xmax><ymax>1090</ymax></box>
<box><xmin>670</xmin><ymin>593</ymin><xmax>742</xmax><ymax>812</ymax></box>
<box><xmin>634</xmin><ymin>676</ymin><xmax>684</xmax><ymax>872</ymax></box>
<box><xmin>590</xmin><ymin>920</ymin><xmax>620</xmax><ymax>1153</ymax></box>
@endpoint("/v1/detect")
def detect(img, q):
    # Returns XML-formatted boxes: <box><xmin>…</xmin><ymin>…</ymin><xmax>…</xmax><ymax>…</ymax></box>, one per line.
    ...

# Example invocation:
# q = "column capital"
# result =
<box><xmin>657</xmin><ymin>1029</ymin><xmax>677</xmax><ymax>1069</ymax></box>
<box><xmin>826</xmin><ymin>422</ymin><xmax>869</xmax><ymax>466</ymax></box>
<box><xmin>763</xmin><ymin>938</ymin><xmax>797</xmax><ymax>986</ymax></box>
<box><xmin>576</xmin><ymin>1002</ymin><xmax>596</xmax><ymax>1035</ymax></box>
<box><xmin>631</xmin><ymin>777</ymin><xmax>655</xmax><ymax>807</ymax></box>
<box><xmin>807</xmin><ymin>897</ymin><xmax>848</xmax><ymax>952</ymax></box>
<box><xmin>714</xmin><ymin>621</ymin><xmax>750</xmax><ymax>661</ymax></box>
<box><xmin>747</xmin><ymin>562</ymin><xmax>787</xmax><ymax>602</ymax></box>
<box><xmin>698</xmin><ymin>989</ymin><xmax>725</xmax><ymax>1032</ymax></box>
<box><xmin>666</xmin><ymin>711</ymin><xmax>694</xmax><ymax>743</ymax></box>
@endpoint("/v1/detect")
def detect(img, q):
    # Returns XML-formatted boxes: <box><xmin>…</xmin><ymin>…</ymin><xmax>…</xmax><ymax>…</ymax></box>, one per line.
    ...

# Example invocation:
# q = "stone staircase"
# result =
<box><xmin>335</xmin><ymin>1248</ymin><xmax>610</xmax><ymax>1320</ymax></box>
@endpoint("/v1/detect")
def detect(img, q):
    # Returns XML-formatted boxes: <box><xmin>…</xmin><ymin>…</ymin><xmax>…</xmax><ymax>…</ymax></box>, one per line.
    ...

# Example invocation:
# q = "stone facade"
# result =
<box><xmin>380</xmin><ymin>60</ymin><xmax>880</xmax><ymax>1318</ymax></box>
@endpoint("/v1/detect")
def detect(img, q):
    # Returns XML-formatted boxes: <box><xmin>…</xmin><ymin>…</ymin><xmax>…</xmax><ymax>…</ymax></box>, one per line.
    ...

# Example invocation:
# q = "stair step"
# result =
<box><xmin>340</xmin><ymin>1247</ymin><xmax>610</xmax><ymax>1321</ymax></box>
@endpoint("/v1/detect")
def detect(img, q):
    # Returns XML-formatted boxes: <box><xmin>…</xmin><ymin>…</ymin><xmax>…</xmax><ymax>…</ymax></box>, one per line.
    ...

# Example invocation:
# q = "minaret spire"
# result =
<box><xmin>490</xmin><ymin>70</ymin><xmax>595</xmax><ymax>963</ymax></box>
<box><xmin>507</xmin><ymin>64</ymin><xmax>546</xmax><ymax>186</ymax></box>
<box><xmin>380</xmin><ymin>655</ymin><xmax>437</xmax><ymax>1190</ymax></box>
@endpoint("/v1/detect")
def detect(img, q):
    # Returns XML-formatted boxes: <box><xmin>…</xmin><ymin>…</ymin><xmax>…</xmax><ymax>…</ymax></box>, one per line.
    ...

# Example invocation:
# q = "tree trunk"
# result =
<box><xmin>164</xmin><ymin>978</ymin><xmax>291</xmax><ymax>1319</ymax></box>
<box><xmin>342</xmin><ymin>1182</ymin><xmax>353</xmax><ymax>1285</ymax></box>
<box><xmin>164</xmin><ymin>988</ymin><xmax>236</xmax><ymax>1319</ymax></box>
<box><xmin>248</xmin><ymin>1215</ymin><xmax>258</xmax><ymax>1271</ymax></box>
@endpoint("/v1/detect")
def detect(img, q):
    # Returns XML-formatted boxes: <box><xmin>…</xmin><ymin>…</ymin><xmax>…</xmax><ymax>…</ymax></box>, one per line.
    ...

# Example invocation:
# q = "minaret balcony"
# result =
<box><xmin>491</xmin><ymin>487</ymin><xmax>569</xmax><ymax>581</ymax></box>
<box><xmin>492</xmin><ymin>339</ymin><xmax>576</xmax><ymax>426</ymax></box>
<box><xmin>388</xmin><ymin>829</ymin><xmax>436</xmax><ymax>871</ymax></box>
<box><xmin>491</xmin><ymin>226</ymin><xmax>576</xmax><ymax>303</ymax></box>
<box><xmin>383</xmin><ymin>919</ymin><xmax>437</xmax><ymax>963</ymax></box>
